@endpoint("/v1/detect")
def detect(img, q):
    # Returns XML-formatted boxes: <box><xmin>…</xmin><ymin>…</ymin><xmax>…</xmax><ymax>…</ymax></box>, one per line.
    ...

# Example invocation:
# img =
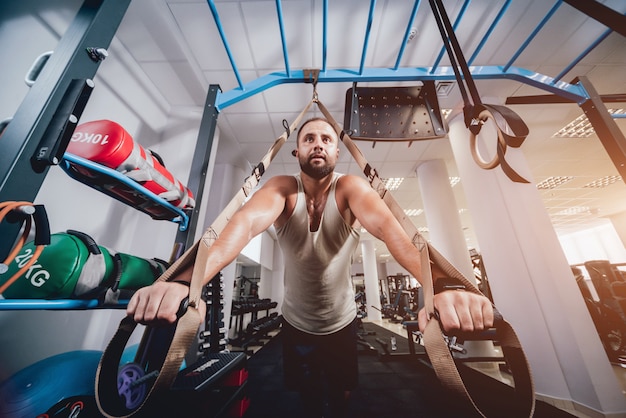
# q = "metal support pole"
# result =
<box><xmin>174</xmin><ymin>85</ymin><xmax>221</xmax><ymax>254</ymax></box>
<box><xmin>563</xmin><ymin>0</ymin><xmax>626</xmax><ymax>38</ymax></box>
<box><xmin>577</xmin><ymin>76</ymin><xmax>626</xmax><ymax>182</ymax></box>
<box><xmin>0</xmin><ymin>0</ymin><xmax>131</xmax><ymax>259</ymax></box>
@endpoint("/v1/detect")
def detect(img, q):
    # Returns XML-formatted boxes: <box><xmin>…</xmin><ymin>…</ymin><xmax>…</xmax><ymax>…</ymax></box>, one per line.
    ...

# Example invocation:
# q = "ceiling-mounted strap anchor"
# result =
<box><xmin>303</xmin><ymin>69</ymin><xmax>320</xmax><ymax>101</ymax></box>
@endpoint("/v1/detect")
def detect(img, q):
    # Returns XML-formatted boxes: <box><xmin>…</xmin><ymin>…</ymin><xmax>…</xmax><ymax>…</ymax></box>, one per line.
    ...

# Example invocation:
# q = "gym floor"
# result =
<box><xmin>371</xmin><ymin>318</ymin><xmax>626</xmax><ymax>418</ymax></box>
<box><xmin>238</xmin><ymin>319</ymin><xmax>619</xmax><ymax>417</ymax></box>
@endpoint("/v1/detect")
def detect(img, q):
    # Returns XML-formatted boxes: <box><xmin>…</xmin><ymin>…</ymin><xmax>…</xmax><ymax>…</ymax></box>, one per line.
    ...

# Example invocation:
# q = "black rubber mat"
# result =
<box><xmin>242</xmin><ymin>322</ymin><xmax>576</xmax><ymax>418</ymax></box>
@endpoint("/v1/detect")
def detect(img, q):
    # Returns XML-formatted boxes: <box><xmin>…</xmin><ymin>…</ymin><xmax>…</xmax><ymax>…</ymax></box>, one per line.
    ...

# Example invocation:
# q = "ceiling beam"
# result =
<box><xmin>506</xmin><ymin>93</ymin><xmax>626</xmax><ymax>105</ymax></box>
<box><xmin>576</xmin><ymin>76</ymin><xmax>626</xmax><ymax>183</ymax></box>
<box><xmin>563</xmin><ymin>0</ymin><xmax>626</xmax><ymax>38</ymax></box>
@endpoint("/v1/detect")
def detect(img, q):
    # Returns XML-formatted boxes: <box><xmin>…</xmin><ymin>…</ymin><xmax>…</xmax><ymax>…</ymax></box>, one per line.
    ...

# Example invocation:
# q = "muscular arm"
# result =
<box><xmin>341</xmin><ymin>176</ymin><xmax>424</xmax><ymax>279</ymax></box>
<box><xmin>340</xmin><ymin>175</ymin><xmax>493</xmax><ymax>332</ymax></box>
<box><xmin>201</xmin><ymin>177</ymin><xmax>289</xmax><ymax>283</ymax></box>
<box><xmin>127</xmin><ymin>176</ymin><xmax>290</xmax><ymax>325</ymax></box>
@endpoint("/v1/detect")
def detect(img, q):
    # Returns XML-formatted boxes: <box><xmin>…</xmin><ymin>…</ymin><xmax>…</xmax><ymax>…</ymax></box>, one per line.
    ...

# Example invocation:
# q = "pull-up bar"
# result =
<box><xmin>203</xmin><ymin>0</ymin><xmax>619</xmax><ymax>112</ymax></box>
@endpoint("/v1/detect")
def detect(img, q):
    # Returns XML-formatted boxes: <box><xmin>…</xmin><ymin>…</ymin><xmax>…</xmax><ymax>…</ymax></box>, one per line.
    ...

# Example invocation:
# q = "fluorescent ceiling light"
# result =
<box><xmin>536</xmin><ymin>176</ymin><xmax>574</xmax><ymax>190</ymax></box>
<box><xmin>404</xmin><ymin>208</ymin><xmax>423</xmax><ymax>216</ymax></box>
<box><xmin>583</xmin><ymin>175</ymin><xmax>622</xmax><ymax>188</ymax></box>
<box><xmin>555</xmin><ymin>206</ymin><xmax>591</xmax><ymax>216</ymax></box>
<box><xmin>383</xmin><ymin>177</ymin><xmax>404</xmax><ymax>190</ymax></box>
<box><xmin>552</xmin><ymin>109</ymin><xmax>626</xmax><ymax>138</ymax></box>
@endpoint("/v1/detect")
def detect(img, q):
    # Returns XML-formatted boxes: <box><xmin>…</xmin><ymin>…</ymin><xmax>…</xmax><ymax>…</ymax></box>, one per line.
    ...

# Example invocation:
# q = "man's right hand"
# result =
<box><xmin>127</xmin><ymin>281</ymin><xmax>194</xmax><ymax>326</ymax></box>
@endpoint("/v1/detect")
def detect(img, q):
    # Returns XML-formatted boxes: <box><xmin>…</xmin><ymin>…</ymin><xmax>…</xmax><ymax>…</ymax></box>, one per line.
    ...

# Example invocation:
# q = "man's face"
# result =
<box><xmin>295</xmin><ymin>120</ymin><xmax>340</xmax><ymax>179</ymax></box>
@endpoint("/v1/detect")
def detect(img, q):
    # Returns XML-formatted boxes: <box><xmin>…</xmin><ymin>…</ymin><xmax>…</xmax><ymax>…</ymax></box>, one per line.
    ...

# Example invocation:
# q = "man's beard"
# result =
<box><xmin>299</xmin><ymin>156</ymin><xmax>335</xmax><ymax>179</ymax></box>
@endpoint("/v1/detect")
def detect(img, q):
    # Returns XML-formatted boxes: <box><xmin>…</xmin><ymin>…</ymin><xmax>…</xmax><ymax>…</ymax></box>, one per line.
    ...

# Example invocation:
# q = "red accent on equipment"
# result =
<box><xmin>66</xmin><ymin>120</ymin><xmax>195</xmax><ymax>218</ymax></box>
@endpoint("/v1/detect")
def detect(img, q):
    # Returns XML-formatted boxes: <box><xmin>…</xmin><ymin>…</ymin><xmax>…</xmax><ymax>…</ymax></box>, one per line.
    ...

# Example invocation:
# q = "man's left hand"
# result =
<box><xmin>417</xmin><ymin>290</ymin><xmax>494</xmax><ymax>333</ymax></box>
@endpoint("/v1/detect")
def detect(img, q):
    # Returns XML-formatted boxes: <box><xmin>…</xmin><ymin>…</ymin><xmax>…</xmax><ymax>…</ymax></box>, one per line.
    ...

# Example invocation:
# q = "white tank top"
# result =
<box><xmin>276</xmin><ymin>173</ymin><xmax>360</xmax><ymax>335</ymax></box>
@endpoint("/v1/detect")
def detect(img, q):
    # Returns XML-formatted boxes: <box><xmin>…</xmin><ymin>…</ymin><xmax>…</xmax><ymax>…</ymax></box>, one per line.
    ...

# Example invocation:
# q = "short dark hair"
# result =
<box><xmin>297</xmin><ymin>117</ymin><xmax>334</xmax><ymax>143</ymax></box>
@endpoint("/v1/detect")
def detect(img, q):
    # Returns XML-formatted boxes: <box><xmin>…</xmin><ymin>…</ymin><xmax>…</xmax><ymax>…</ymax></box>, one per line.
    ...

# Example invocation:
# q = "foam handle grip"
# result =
<box><xmin>66</xmin><ymin>229</ymin><xmax>101</xmax><ymax>255</ymax></box>
<box><xmin>32</xmin><ymin>205</ymin><xmax>51</xmax><ymax>246</ymax></box>
<box><xmin>176</xmin><ymin>296</ymin><xmax>190</xmax><ymax>319</ymax></box>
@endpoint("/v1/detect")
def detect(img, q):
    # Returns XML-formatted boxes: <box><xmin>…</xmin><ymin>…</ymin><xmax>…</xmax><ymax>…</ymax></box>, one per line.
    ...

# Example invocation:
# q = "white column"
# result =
<box><xmin>448</xmin><ymin>113</ymin><xmax>626</xmax><ymax>414</ymax></box>
<box><xmin>362</xmin><ymin>240</ymin><xmax>382</xmax><ymax>321</ymax></box>
<box><xmin>416</xmin><ymin>159</ymin><xmax>474</xmax><ymax>280</ymax></box>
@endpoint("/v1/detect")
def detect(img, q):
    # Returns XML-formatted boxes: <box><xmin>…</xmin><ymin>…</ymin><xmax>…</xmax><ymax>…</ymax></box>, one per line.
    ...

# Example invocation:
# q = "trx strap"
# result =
<box><xmin>315</xmin><ymin>97</ymin><xmax>535</xmax><ymax>418</ymax></box>
<box><xmin>429</xmin><ymin>0</ymin><xmax>530</xmax><ymax>183</ymax></box>
<box><xmin>0</xmin><ymin>201</ymin><xmax>50</xmax><ymax>294</ymax></box>
<box><xmin>95</xmin><ymin>98</ymin><xmax>315</xmax><ymax>417</ymax></box>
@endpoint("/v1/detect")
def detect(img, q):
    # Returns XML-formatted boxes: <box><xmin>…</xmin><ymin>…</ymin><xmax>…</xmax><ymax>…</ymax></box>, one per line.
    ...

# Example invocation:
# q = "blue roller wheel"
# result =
<box><xmin>117</xmin><ymin>363</ymin><xmax>147</xmax><ymax>410</ymax></box>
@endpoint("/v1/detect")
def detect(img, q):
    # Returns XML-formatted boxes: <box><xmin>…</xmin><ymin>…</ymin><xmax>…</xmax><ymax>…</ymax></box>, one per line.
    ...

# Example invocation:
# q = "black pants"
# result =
<box><xmin>281</xmin><ymin>318</ymin><xmax>358</xmax><ymax>417</ymax></box>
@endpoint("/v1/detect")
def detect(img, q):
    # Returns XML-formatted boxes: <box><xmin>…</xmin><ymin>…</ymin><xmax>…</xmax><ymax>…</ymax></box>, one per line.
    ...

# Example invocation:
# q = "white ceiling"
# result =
<box><xmin>105</xmin><ymin>0</ymin><xmax>626</xmax><ymax>260</ymax></box>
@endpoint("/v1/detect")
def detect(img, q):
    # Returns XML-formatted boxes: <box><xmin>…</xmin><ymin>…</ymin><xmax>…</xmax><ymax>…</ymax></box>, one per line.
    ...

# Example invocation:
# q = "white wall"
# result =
<box><xmin>0</xmin><ymin>1</ymin><xmax>202</xmax><ymax>380</ymax></box>
<box><xmin>559</xmin><ymin>221</ymin><xmax>626</xmax><ymax>266</ymax></box>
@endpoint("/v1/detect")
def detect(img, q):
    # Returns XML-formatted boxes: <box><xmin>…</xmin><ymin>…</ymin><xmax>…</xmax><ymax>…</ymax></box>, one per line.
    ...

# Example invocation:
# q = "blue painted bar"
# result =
<box><xmin>552</xmin><ymin>28</ymin><xmax>612</xmax><ymax>84</ymax></box>
<box><xmin>206</xmin><ymin>0</ymin><xmax>244</xmax><ymax>89</ymax></box>
<box><xmin>359</xmin><ymin>0</ymin><xmax>377</xmax><ymax>75</ymax></box>
<box><xmin>394</xmin><ymin>0</ymin><xmax>422</xmax><ymax>70</ymax></box>
<box><xmin>323</xmin><ymin>0</ymin><xmax>328</xmax><ymax>72</ymax></box>
<box><xmin>216</xmin><ymin>65</ymin><xmax>589</xmax><ymax>110</ymax></box>
<box><xmin>61</xmin><ymin>153</ymin><xmax>189</xmax><ymax>230</ymax></box>
<box><xmin>504</xmin><ymin>0</ymin><xmax>563</xmax><ymax>71</ymax></box>
<box><xmin>430</xmin><ymin>0</ymin><xmax>472</xmax><ymax>73</ymax></box>
<box><xmin>275</xmin><ymin>0</ymin><xmax>291</xmax><ymax>77</ymax></box>
<box><xmin>468</xmin><ymin>0</ymin><xmax>512</xmax><ymax>66</ymax></box>
<box><xmin>0</xmin><ymin>299</ymin><xmax>129</xmax><ymax>310</ymax></box>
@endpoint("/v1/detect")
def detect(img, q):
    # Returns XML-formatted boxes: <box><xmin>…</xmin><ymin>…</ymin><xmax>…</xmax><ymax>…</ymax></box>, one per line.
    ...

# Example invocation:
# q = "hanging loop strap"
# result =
<box><xmin>0</xmin><ymin>201</ymin><xmax>50</xmax><ymax>294</ymax></box>
<box><xmin>428</xmin><ymin>0</ymin><xmax>530</xmax><ymax>184</ymax></box>
<box><xmin>95</xmin><ymin>97</ymin><xmax>315</xmax><ymax>418</ymax></box>
<box><xmin>469</xmin><ymin>104</ymin><xmax>530</xmax><ymax>183</ymax></box>
<box><xmin>315</xmin><ymin>98</ymin><xmax>535</xmax><ymax>418</ymax></box>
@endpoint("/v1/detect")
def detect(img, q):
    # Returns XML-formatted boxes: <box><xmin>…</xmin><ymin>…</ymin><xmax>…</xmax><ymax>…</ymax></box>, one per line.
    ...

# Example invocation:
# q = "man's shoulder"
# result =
<box><xmin>266</xmin><ymin>174</ymin><xmax>296</xmax><ymax>182</ymax></box>
<box><xmin>264</xmin><ymin>174</ymin><xmax>298</xmax><ymax>191</ymax></box>
<box><xmin>336</xmin><ymin>173</ymin><xmax>367</xmax><ymax>186</ymax></box>
<box><xmin>336</xmin><ymin>174</ymin><xmax>370</xmax><ymax>195</ymax></box>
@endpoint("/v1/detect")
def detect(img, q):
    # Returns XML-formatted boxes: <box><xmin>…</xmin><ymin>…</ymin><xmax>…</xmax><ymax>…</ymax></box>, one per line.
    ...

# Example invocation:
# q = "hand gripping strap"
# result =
<box><xmin>316</xmin><ymin>98</ymin><xmax>535</xmax><ymax>417</ymax></box>
<box><xmin>423</xmin><ymin>243</ymin><xmax>535</xmax><ymax>417</ymax></box>
<box><xmin>95</xmin><ymin>98</ymin><xmax>314</xmax><ymax>417</ymax></box>
<box><xmin>95</xmin><ymin>309</ymin><xmax>202</xmax><ymax>417</ymax></box>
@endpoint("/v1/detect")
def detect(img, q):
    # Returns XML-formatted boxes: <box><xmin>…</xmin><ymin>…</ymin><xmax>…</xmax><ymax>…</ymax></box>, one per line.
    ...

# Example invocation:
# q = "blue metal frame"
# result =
<box><xmin>322</xmin><ymin>0</ymin><xmax>328</xmax><ymax>72</ymax></box>
<box><xmin>394</xmin><ymin>0</ymin><xmax>422</xmax><ymax>70</ymax></box>
<box><xmin>207</xmin><ymin>0</ymin><xmax>244</xmax><ymax>90</ymax></box>
<box><xmin>467</xmin><ymin>0</ymin><xmax>512</xmax><ymax>66</ymax></box>
<box><xmin>216</xmin><ymin>66</ymin><xmax>590</xmax><ymax>110</ymax></box>
<box><xmin>0</xmin><ymin>299</ymin><xmax>129</xmax><ymax>311</ymax></box>
<box><xmin>61</xmin><ymin>153</ymin><xmax>190</xmax><ymax>231</ymax></box>
<box><xmin>503</xmin><ymin>0</ymin><xmax>564</xmax><ymax>72</ymax></box>
<box><xmin>275</xmin><ymin>0</ymin><xmax>291</xmax><ymax>77</ymax></box>
<box><xmin>206</xmin><ymin>0</ymin><xmax>624</xmax><ymax>113</ymax></box>
<box><xmin>359</xmin><ymin>0</ymin><xmax>378</xmax><ymax>75</ymax></box>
